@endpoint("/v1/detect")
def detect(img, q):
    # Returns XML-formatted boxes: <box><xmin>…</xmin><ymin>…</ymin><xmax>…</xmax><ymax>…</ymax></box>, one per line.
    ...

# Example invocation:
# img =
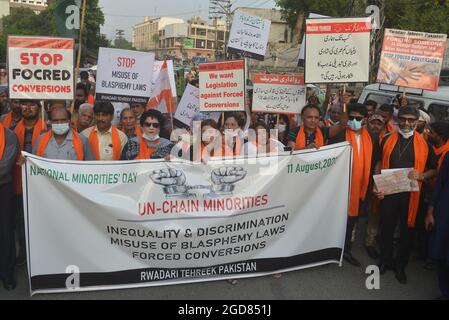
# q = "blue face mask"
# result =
<box><xmin>348</xmin><ymin>119</ymin><xmax>363</xmax><ymax>131</ymax></box>
<box><xmin>52</xmin><ymin>123</ymin><xmax>70</xmax><ymax>135</ymax></box>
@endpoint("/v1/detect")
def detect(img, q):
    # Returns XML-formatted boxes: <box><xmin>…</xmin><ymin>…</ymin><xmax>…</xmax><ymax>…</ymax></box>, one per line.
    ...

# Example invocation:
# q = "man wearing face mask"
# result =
<box><xmin>329</xmin><ymin>104</ymin><xmax>380</xmax><ymax>266</ymax></box>
<box><xmin>33</xmin><ymin>108</ymin><xmax>94</xmax><ymax>161</ymax></box>
<box><xmin>82</xmin><ymin>101</ymin><xmax>128</xmax><ymax>161</ymax></box>
<box><xmin>373</xmin><ymin>106</ymin><xmax>438</xmax><ymax>284</ymax></box>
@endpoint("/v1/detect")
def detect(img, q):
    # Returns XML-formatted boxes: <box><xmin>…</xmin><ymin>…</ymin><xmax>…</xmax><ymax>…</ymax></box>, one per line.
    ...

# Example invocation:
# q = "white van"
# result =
<box><xmin>358</xmin><ymin>82</ymin><xmax>449</xmax><ymax>122</ymax></box>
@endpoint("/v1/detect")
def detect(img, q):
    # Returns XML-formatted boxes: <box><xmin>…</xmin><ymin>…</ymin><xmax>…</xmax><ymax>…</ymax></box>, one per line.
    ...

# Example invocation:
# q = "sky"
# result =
<box><xmin>98</xmin><ymin>0</ymin><xmax>277</xmax><ymax>41</ymax></box>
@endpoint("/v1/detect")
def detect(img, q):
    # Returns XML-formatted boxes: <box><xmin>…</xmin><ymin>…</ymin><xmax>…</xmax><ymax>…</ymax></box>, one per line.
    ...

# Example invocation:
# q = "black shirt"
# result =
<box><xmin>380</xmin><ymin>133</ymin><xmax>437</xmax><ymax>170</ymax></box>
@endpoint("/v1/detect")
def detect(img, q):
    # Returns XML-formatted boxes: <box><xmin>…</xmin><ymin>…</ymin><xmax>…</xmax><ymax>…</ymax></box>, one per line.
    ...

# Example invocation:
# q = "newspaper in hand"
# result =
<box><xmin>373</xmin><ymin>168</ymin><xmax>420</xmax><ymax>196</ymax></box>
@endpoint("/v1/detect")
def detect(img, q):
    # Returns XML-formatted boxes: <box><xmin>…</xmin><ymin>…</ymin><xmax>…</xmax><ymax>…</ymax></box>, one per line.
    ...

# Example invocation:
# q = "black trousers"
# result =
<box><xmin>0</xmin><ymin>183</ymin><xmax>16</xmax><ymax>280</ymax></box>
<box><xmin>379</xmin><ymin>193</ymin><xmax>414</xmax><ymax>269</ymax></box>
<box><xmin>14</xmin><ymin>194</ymin><xmax>25</xmax><ymax>256</ymax></box>
<box><xmin>438</xmin><ymin>262</ymin><xmax>449</xmax><ymax>298</ymax></box>
<box><xmin>344</xmin><ymin>216</ymin><xmax>358</xmax><ymax>253</ymax></box>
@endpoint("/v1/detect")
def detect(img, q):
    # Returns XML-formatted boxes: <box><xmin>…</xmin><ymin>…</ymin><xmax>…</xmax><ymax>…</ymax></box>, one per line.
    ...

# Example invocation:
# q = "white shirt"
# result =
<box><xmin>81</xmin><ymin>126</ymin><xmax>128</xmax><ymax>161</ymax></box>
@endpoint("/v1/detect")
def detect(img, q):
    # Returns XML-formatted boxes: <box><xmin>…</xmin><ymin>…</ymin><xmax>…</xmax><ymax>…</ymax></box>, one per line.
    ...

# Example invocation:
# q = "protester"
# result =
<box><xmin>74</xmin><ymin>83</ymin><xmax>88</xmax><ymax>112</ymax></box>
<box><xmin>33</xmin><ymin>108</ymin><xmax>94</xmax><ymax>161</ymax></box>
<box><xmin>417</xmin><ymin>109</ymin><xmax>431</xmax><ymax>139</ymax></box>
<box><xmin>81</xmin><ymin>101</ymin><xmax>127</xmax><ymax>161</ymax></box>
<box><xmin>0</xmin><ymin>122</ymin><xmax>19</xmax><ymax>290</ymax></box>
<box><xmin>425</xmin><ymin>153</ymin><xmax>449</xmax><ymax>300</ymax></box>
<box><xmin>222</xmin><ymin>112</ymin><xmax>245</xmax><ymax>157</ymax></box>
<box><xmin>364</xmin><ymin>100</ymin><xmax>378</xmax><ymax>119</ymax></box>
<box><xmin>130</xmin><ymin>102</ymin><xmax>145</xmax><ymax>121</ymax></box>
<box><xmin>374</xmin><ymin>106</ymin><xmax>438</xmax><ymax>284</ymax></box>
<box><xmin>121</xmin><ymin>109</ymin><xmax>174</xmax><ymax>160</ymax></box>
<box><xmin>0</xmin><ymin>87</ymin><xmax>9</xmax><ymax>115</ymax></box>
<box><xmin>1</xmin><ymin>99</ymin><xmax>22</xmax><ymax>130</ymax></box>
<box><xmin>120</xmin><ymin>108</ymin><xmax>142</xmax><ymax>139</ymax></box>
<box><xmin>429</xmin><ymin>121</ymin><xmax>449</xmax><ymax>170</ymax></box>
<box><xmin>13</xmin><ymin>100</ymin><xmax>47</xmax><ymax>265</ymax></box>
<box><xmin>364</xmin><ymin>113</ymin><xmax>387</xmax><ymax>259</ymax></box>
<box><xmin>241</xmin><ymin>122</ymin><xmax>285</xmax><ymax>157</ymax></box>
<box><xmin>329</xmin><ymin>103</ymin><xmax>380</xmax><ymax>266</ymax></box>
<box><xmin>0</xmin><ymin>68</ymin><xmax>8</xmax><ymax>86</ymax></box>
<box><xmin>77</xmin><ymin>103</ymin><xmax>94</xmax><ymax>133</ymax></box>
<box><xmin>192</xmin><ymin>119</ymin><xmax>223</xmax><ymax>162</ymax></box>
<box><xmin>378</xmin><ymin>104</ymin><xmax>396</xmax><ymax>135</ymax></box>
<box><xmin>325</xmin><ymin>104</ymin><xmax>342</xmax><ymax>127</ymax></box>
<box><xmin>288</xmin><ymin>104</ymin><xmax>348</xmax><ymax>150</ymax></box>
<box><xmin>275</xmin><ymin>114</ymin><xmax>290</xmax><ymax>147</ymax></box>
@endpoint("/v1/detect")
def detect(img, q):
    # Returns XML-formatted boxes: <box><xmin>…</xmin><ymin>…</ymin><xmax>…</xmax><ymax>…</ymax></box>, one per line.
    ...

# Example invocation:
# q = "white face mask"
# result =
<box><xmin>276</xmin><ymin>124</ymin><xmax>287</xmax><ymax>133</ymax></box>
<box><xmin>348</xmin><ymin>119</ymin><xmax>363</xmax><ymax>132</ymax></box>
<box><xmin>224</xmin><ymin>129</ymin><xmax>240</xmax><ymax>138</ymax></box>
<box><xmin>143</xmin><ymin>133</ymin><xmax>159</xmax><ymax>142</ymax></box>
<box><xmin>52</xmin><ymin>123</ymin><xmax>70</xmax><ymax>135</ymax></box>
<box><xmin>398</xmin><ymin>127</ymin><xmax>415</xmax><ymax>139</ymax></box>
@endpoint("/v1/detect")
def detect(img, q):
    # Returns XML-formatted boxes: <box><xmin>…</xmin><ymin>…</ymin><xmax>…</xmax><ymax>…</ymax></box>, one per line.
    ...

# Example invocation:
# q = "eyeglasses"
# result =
<box><xmin>143</xmin><ymin>122</ymin><xmax>160</xmax><ymax>128</ymax></box>
<box><xmin>349</xmin><ymin>116</ymin><xmax>364</xmax><ymax>121</ymax></box>
<box><xmin>398</xmin><ymin>117</ymin><xmax>417</xmax><ymax>124</ymax></box>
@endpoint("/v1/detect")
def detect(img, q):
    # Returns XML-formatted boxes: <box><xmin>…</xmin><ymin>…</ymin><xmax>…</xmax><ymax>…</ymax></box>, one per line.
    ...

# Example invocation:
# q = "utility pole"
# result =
<box><xmin>209</xmin><ymin>0</ymin><xmax>232</xmax><ymax>59</ymax></box>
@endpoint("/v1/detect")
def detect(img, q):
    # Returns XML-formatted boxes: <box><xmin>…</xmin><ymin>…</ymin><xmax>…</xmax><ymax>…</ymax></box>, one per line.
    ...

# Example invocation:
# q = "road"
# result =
<box><xmin>0</xmin><ymin>218</ymin><xmax>439</xmax><ymax>300</ymax></box>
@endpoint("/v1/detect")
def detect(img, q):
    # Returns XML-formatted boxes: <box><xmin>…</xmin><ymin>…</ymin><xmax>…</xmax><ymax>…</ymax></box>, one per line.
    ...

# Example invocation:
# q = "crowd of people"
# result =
<box><xmin>0</xmin><ymin>75</ymin><xmax>448</xmax><ymax>300</ymax></box>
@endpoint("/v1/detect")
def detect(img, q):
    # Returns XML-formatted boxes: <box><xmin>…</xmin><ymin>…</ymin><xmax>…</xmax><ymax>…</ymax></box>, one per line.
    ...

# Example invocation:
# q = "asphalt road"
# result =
<box><xmin>0</xmin><ymin>218</ymin><xmax>440</xmax><ymax>300</ymax></box>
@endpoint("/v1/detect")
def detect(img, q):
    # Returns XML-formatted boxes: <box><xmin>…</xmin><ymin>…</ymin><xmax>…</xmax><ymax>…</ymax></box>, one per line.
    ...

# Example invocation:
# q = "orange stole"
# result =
<box><xmin>135</xmin><ymin>137</ymin><xmax>156</xmax><ymax>160</ymax></box>
<box><xmin>36</xmin><ymin>130</ymin><xmax>84</xmax><ymax>160</ymax></box>
<box><xmin>88</xmin><ymin>126</ymin><xmax>122</xmax><ymax>160</ymax></box>
<box><xmin>382</xmin><ymin>132</ymin><xmax>428</xmax><ymax>227</ymax></box>
<box><xmin>346</xmin><ymin>128</ymin><xmax>373</xmax><ymax>217</ymax></box>
<box><xmin>295</xmin><ymin>126</ymin><xmax>324</xmax><ymax>150</ymax></box>
<box><xmin>434</xmin><ymin>141</ymin><xmax>449</xmax><ymax>170</ymax></box>
<box><xmin>13</xmin><ymin>120</ymin><xmax>47</xmax><ymax>194</ymax></box>
<box><xmin>1</xmin><ymin>112</ymin><xmax>12</xmax><ymax>129</ymax></box>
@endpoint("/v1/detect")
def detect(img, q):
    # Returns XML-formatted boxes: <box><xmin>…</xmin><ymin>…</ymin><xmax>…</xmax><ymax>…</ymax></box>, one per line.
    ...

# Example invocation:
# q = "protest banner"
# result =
<box><xmin>199</xmin><ymin>60</ymin><xmax>245</xmax><ymax>112</ymax></box>
<box><xmin>227</xmin><ymin>10</ymin><xmax>271</xmax><ymax>61</ymax></box>
<box><xmin>8</xmin><ymin>36</ymin><xmax>75</xmax><ymax>100</ymax></box>
<box><xmin>174</xmin><ymin>84</ymin><xmax>220</xmax><ymax>126</ymax></box>
<box><xmin>298</xmin><ymin>13</ymin><xmax>330</xmax><ymax>62</ymax></box>
<box><xmin>95</xmin><ymin>48</ymin><xmax>155</xmax><ymax>104</ymax></box>
<box><xmin>252</xmin><ymin>74</ymin><xmax>306</xmax><ymax>114</ymax></box>
<box><xmin>305</xmin><ymin>17</ymin><xmax>371</xmax><ymax>84</ymax></box>
<box><xmin>151</xmin><ymin>60</ymin><xmax>177</xmax><ymax>98</ymax></box>
<box><xmin>22</xmin><ymin>143</ymin><xmax>351</xmax><ymax>294</ymax></box>
<box><xmin>377</xmin><ymin>29</ymin><xmax>447</xmax><ymax>91</ymax></box>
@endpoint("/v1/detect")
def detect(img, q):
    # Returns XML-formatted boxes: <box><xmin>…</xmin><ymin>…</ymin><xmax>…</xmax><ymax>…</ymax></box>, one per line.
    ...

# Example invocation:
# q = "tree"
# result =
<box><xmin>0</xmin><ymin>8</ymin><xmax>56</xmax><ymax>62</ymax></box>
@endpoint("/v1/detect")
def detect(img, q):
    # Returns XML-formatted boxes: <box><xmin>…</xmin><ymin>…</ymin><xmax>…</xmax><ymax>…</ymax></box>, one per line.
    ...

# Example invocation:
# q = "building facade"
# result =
<box><xmin>132</xmin><ymin>16</ymin><xmax>184</xmax><ymax>51</ymax></box>
<box><xmin>9</xmin><ymin>0</ymin><xmax>47</xmax><ymax>13</ymax></box>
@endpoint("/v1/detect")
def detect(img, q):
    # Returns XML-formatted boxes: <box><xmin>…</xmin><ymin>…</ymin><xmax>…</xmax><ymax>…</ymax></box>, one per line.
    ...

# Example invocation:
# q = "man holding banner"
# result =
<box><xmin>0</xmin><ymin>122</ymin><xmax>19</xmax><ymax>290</ymax></box>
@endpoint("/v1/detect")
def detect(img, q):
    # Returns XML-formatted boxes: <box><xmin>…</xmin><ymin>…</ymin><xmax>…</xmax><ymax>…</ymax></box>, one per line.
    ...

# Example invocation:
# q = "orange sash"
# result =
<box><xmin>1</xmin><ymin>112</ymin><xmax>12</xmax><ymax>129</ymax></box>
<box><xmin>0</xmin><ymin>123</ymin><xmax>5</xmax><ymax>159</ymax></box>
<box><xmin>135</xmin><ymin>137</ymin><xmax>156</xmax><ymax>160</ymax></box>
<box><xmin>13</xmin><ymin>120</ymin><xmax>47</xmax><ymax>194</ymax></box>
<box><xmin>88</xmin><ymin>126</ymin><xmax>122</xmax><ymax>160</ymax></box>
<box><xmin>386</xmin><ymin>122</ymin><xmax>395</xmax><ymax>133</ymax></box>
<box><xmin>382</xmin><ymin>132</ymin><xmax>428</xmax><ymax>227</ymax></box>
<box><xmin>87</xmin><ymin>94</ymin><xmax>95</xmax><ymax>105</ymax></box>
<box><xmin>346</xmin><ymin>128</ymin><xmax>373</xmax><ymax>217</ymax></box>
<box><xmin>135</xmin><ymin>126</ymin><xmax>142</xmax><ymax>137</ymax></box>
<box><xmin>36</xmin><ymin>130</ymin><xmax>84</xmax><ymax>160</ymax></box>
<box><xmin>434</xmin><ymin>141</ymin><xmax>449</xmax><ymax>170</ymax></box>
<box><xmin>295</xmin><ymin>126</ymin><xmax>324</xmax><ymax>150</ymax></box>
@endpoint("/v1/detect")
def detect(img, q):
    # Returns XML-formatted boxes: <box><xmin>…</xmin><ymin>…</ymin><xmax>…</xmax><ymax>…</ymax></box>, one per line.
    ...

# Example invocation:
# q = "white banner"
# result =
<box><xmin>228</xmin><ymin>10</ymin><xmax>271</xmax><ymax>61</ymax></box>
<box><xmin>305</xmin><ymin>17</ymin><xmax>371</xmax><ymax>83</ymax></box>
<box><xmin>95</xmin><ymin>47</ymin><xmax>155</xmax><ymax>104</ymax></box>
<box><xmin>150</xmin><ymin>60</ymin><xmax>177</xmax><ymax>98</ymax></box>
<box><xmin>8</xmin><ymin>36</ymin><xmax>75</xmax><ymax>100</ymax></box>
<box><xmin>174</xmin><ymin>84</ymin><xmax>220</xmax><ymax>127</ymax></box>
<box><xmin>22</xmin><ymin>143</ymin><xmax>351</xmax><ymax>294</ymax></box>
<box><xmin>252</xmin><ymin>74</ymin><xmax>306</xmax><ymax>114</ymax></box>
